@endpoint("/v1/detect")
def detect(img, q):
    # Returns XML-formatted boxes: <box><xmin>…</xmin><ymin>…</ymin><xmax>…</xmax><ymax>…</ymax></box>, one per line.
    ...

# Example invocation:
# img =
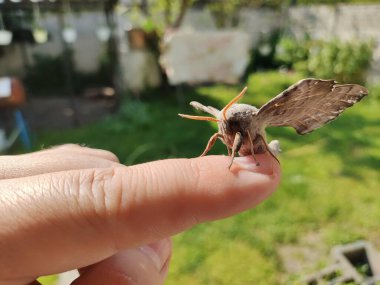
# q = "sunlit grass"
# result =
<box><xmin>33</xmin><ymin>71</ymin><xmax>380</xmax><ymax>284</ymax></box>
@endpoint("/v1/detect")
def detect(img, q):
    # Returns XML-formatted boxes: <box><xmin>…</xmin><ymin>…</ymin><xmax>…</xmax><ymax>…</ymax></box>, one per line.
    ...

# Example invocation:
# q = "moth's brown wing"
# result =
<box><xmin>256</xmin><ymin>79</ymin><xmax>368</xmax><ymax>134</ymax></box>
<box><xmin>190</xmin><ymin>101</ymin><xmax>220</xmax><ymax>117</ymax></box>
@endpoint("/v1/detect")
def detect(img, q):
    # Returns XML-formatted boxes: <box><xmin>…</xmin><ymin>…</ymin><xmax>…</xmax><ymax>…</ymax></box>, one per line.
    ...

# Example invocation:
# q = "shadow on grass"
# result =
<box><xmin>33</xmin><ymin>85</ymin><xmax>229</xmax><ymax>165</ymax></box>
<box><xmin>319</xmin><ymin>113</ymin><xmax>380</xmax><ymax>178</ymax></box>
<box><xmin>268</xmin><ymin>111</ymin><xmax>380</xmax><ymax>179</ymax></box>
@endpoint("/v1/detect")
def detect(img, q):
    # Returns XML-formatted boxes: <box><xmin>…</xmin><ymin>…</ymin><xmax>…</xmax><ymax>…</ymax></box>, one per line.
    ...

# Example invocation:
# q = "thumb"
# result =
<box><xmin>73</xmin><ymin>238</ymin><xmax>172</xmax><ymax>285</ymax></box>
<box><xmin>0</xmin><ymin>154</ymin><xmax>280</xmax><ymax>280</ymax></box>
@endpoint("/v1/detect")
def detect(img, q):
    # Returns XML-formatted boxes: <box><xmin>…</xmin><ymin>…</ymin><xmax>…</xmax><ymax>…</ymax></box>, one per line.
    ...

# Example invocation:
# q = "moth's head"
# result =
<box><xmin>178</xmin><ymin>87</ymin><xmax>253</xmax><ymax>126</ymax></box>
<box><xmin>220</xmin><ymin>103</ymin><xmax>258</xmax><ymax>134</ymax></box>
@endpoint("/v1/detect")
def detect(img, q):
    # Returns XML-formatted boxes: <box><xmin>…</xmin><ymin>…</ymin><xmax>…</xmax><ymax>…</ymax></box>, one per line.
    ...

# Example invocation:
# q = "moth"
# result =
<box><xmin>179</xmin><ymin>79</ymin><xmax>368</xmax><ymax>168</ymax></box>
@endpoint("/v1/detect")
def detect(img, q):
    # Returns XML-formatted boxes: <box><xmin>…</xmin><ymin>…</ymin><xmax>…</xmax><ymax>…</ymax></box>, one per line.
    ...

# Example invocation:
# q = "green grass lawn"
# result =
<box><xmin>33</xmin><ymin>71</ymin><xmax>380</xmax><ymax>284</ymax></box>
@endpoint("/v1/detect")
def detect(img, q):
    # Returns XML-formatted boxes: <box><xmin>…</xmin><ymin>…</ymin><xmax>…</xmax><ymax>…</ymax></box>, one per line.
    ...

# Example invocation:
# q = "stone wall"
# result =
<box><xmin>180</xmin><ymin>8</ymin><xmax>282</xmax><ymax>47</ymax></box>
<box><xmin>160</xmin><ymin>31</ymin><xmax>251</xmax><ymax>85</ymax></box>
<box><xmin>238</xmin><ymin>8</ymin><xmax>282</xmax><ymax>47</ymax></box>
<box><xmin>173</xmin><ymin>4</ymin><xmax>380</xmax><ymax>82</ymax></box>
<box><xmin>287</xmin><ymin>4</ymin><xmax>380</xmax><ymax>82</ymax></box>
<box><xmin>288</xmin><ymin>4</ymin><xmax>380</xmax><ymax>41</ymax></box>
<box><xmin>1</xmin><ymin>4</ymin><xmax>380</xmax><ymax>84</ymax></box>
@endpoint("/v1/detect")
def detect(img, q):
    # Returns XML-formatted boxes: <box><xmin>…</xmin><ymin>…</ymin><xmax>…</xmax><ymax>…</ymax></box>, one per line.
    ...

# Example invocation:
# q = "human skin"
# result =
<box><xmin>0</xmin><ymin>144</ymin><xmax>281</xmax><ymax>285</ymax></box>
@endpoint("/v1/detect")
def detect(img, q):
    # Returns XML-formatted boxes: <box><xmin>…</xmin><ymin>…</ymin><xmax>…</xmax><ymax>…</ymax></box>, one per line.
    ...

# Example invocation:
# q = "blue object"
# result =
<box><xmin>14</xmin><ymin>110</ymin><xmax>31</xmax><ymax>150</ymax></box>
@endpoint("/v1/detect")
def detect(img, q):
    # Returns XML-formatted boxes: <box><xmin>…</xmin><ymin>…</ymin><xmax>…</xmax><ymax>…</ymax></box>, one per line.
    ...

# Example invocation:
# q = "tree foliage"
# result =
<box><xmin>194</xmin><ymin>0</ymin><xmax>284</xmax><ymax>28</ymax></box>
<box><xmin>296</xmin><ymin>0</ymin><xmax>380</xmax><ymax>4</ymax></box>
<box><xmin>275</xmin><ymin>37</ymin><xmax>374</xmax><ymax>84</ymax></box>
<box><xmin>129</xmin><ymin>0</ymin><xmax>194</xmax><ymax>34</ymax></box>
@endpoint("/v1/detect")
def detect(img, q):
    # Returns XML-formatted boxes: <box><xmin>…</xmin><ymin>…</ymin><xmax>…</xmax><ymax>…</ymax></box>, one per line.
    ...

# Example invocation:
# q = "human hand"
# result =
<box><xmin>0</xmin><ymin>144</ymin><xmax>280</xmax><ymax>285</ymax></box>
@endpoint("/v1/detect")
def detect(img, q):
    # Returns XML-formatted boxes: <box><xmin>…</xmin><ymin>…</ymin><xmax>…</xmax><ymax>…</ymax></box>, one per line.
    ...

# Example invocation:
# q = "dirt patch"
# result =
<box><xmin>278</xmin><ymin>232</ymin><xmax>329</xmax><ymax>274</ymax></box>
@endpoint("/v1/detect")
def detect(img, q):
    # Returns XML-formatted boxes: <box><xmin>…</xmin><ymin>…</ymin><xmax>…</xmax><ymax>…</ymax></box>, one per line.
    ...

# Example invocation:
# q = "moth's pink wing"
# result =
<box><xmin>256</xmin><ymin>78</ymin><xmax>368</xmax><ymax>134</ymax></box>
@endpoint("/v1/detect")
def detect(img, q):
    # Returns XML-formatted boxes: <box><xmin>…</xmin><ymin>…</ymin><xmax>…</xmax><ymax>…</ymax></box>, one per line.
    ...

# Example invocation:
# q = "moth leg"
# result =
<box><xmin>247</xmin><ymin>132</ymin><xmax>259</xmax><ymax>166</ymax></box>
<box><xmin>227</xmin><ymin>146</ymin><xmax>232</xmax><ymax>156</ymax></box>
<box><xmin>200</xmin><ymin>133</ymin><xmax>223</xmax><ymax>157</ymax></box>
<box><xmin>228</xmin><ymin>132</ymin><xmax>243</xmax><ymax>169</ymax></box>
<box><xmin>257</xmin><ymin>134</ymin><xmax>280</xmax><ymax>164</ymax></box>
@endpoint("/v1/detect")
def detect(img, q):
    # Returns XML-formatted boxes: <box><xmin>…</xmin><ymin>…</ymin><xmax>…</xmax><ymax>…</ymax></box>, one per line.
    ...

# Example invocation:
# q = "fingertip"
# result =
<box><xmin>232</xmin><ymin>152</ymin><xmax>281</xmax><ymax>177</ymax></box>
<box><xmin>195</xmin><ymin>152</ymin><xmax>281</xmax><ymax>187</ymax></box>
<box><xmin>233</xmin><ymin>153</ymin><xmax>281</xmax><ymax>202</ymax></box>
<box><xmin>155</xmin><ymin>155</ymin><xmax>280</xmax><ymax>222</ymax></box>
<box><xmin>193</xmin><ymin>153</ymin><xmax>281</xmax><ymax>213</ymax></box>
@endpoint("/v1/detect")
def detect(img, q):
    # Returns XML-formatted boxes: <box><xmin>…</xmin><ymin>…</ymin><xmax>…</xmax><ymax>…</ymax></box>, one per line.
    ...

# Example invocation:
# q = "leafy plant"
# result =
<box><xmin>244</xmin><ymin>28</ymin><xmax>282</xmax><ymax>75</ymax></box>
<box><xmin>275</xmin><ymin>36</ymin><xmax>374</xmax><ymax>84</ymax></box>
<box><xmin>306</xmin><ymin>39</ymin><xmax>373</xmax><ymax>84</ymax></box>
<box><xmin>296</xmin><ymin>0</ymin><xmax>380</xmax><ymax>4</ymax></box>
<box><xmin>128</xmin><ymin>0</ymin><xmax>194</xmax><ymax>36</ymax></box>
<box><xmin>275</xmin><ymin>36</ymin><xmax>310</xmax><ymax>68</ymax></box>
<box><xmin>106</xmin><ymin>100</ymin><xmax>152</xmax><ymax>132</ymax></box>
<box><xmin>195</xmin><ymin>0</ymin><xmax>283</xmax><ymax>28</ymax></box>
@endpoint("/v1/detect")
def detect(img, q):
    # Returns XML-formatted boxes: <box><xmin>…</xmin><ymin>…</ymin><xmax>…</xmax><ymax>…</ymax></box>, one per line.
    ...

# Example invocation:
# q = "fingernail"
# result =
<box><xmin>233</xmin><ymin>154</ymin><xmax>273</xmax><ymax>175</ymax></box>
<box><xmin>139</xmin><ymin>239</ymin><xmax>172</xmax><ymax>271</ymax></box>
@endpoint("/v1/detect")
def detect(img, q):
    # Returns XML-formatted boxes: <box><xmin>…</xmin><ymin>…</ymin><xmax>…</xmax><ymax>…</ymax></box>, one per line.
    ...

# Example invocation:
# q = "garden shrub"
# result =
<box><xmin>275</xmin><ymin>36</ymin><xmax>374</xmax><ymax>84</ymax></box>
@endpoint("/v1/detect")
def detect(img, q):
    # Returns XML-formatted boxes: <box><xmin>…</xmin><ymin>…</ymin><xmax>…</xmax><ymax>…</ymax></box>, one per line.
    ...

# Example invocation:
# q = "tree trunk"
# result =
<box><xmin>172</xmin><ymin>0</ymin><xmax>190</xmax><ymax>29</ymax></box>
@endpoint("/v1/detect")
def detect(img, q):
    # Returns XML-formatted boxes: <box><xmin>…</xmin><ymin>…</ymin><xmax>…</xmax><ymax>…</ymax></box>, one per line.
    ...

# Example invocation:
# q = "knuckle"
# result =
<box><xmin>89</xmin><ymin>168</ymin><xmax>121</xmax><ymax>216</ymax></box>
<box><xmin>67</xmin><ymin>168</ymin><xmax>124</xmax><ymax>226</ymax></box>
<box><xmin>188</xmin><ymin>159</ymin><xmax>202</xmax><ymax>191</ymax></box>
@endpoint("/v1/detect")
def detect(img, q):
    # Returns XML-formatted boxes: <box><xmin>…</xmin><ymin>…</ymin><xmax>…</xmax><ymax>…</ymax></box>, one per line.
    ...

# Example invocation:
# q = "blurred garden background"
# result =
<box><xmin>0</xmin><ymin>0</ymin><xmax>380</xmax><ymax>284</ymax></box>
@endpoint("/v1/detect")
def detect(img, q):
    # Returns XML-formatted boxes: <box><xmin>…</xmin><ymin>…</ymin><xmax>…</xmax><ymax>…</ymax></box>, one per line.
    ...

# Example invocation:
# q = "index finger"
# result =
<box><xmin>0</xmin><ymin>154</ymin><xmax>280</xmax><ymax>280</ymax></box>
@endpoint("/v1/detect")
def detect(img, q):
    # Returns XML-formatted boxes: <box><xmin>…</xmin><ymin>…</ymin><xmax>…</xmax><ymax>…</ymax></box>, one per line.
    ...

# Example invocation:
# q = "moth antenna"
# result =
<box><xmin>222</xmin><ymin>87</ymin><xmax>248</xmax><ymax>120</ymax></box>
<box><xmin>178</xmin><ymin>114</ymin><xmax>220</xmax><ymax>122</ymax></box>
